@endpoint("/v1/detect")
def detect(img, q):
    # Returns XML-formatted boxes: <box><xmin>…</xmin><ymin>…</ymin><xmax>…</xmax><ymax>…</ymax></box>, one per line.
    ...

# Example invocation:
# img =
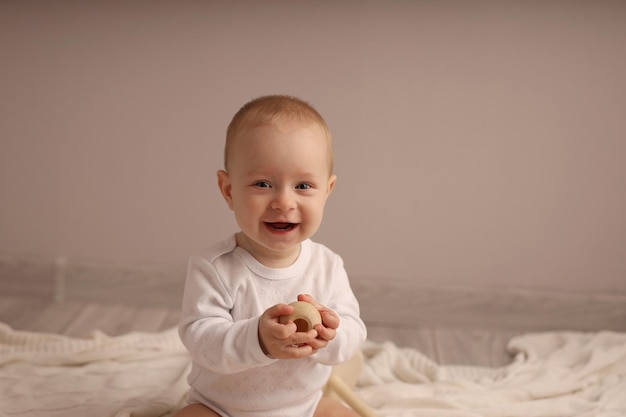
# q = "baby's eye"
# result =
<box><xmin>255</xmin><ymin>181</ymin><xmax>271</xmax><ymax>188</ymax></box>
<box><xmin>295</xmin><ymin>183</ymin><xmax>312</xmax><ymax>190</ymax></box>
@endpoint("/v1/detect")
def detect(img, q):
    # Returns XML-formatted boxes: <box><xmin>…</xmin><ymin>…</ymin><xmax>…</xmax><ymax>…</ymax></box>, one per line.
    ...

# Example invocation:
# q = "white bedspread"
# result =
<box><xmin>1</xmin><ymin>322</ymin><xmax>624</xmax><ymax>417</ymax></box>
<box><xmin>357</xmin><ymin>332</ymin><xmax>626</xmax><ymax>417</ymax></box>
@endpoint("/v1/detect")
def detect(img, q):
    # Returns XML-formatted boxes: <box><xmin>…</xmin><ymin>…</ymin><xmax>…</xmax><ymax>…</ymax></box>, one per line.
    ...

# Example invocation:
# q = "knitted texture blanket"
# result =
<box><xmin>0</xmin><ymin>323</ymin><xmax>190</xmax><ymax>417</ymax></box>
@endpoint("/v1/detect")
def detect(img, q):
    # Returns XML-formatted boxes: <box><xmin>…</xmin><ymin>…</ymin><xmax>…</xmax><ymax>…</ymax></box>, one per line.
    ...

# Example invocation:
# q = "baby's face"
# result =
<box><xmin>219</xmin><ymin>122</ymin><xmax>336</xmax><ymax>267</ymax></box>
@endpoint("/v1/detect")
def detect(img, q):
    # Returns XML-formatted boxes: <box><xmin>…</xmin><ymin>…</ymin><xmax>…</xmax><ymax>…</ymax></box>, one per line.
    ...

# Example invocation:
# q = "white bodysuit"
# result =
<box><xmin>178</xmin><ymin>235</ymin><xmax>367</xmax><ymax>417</ymax></box>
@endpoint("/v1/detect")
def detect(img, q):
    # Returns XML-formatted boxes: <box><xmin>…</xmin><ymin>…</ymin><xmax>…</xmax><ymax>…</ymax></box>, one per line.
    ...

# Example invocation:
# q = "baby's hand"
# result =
<box><xmin>258</xmin><ymin>303</ymin><xmax>319</xmax><ymax>359</ymax></box>
<box><xmin>297</xmin><ymin>294</ymin><xmax>339</xmax><ymax>349</ymax></box>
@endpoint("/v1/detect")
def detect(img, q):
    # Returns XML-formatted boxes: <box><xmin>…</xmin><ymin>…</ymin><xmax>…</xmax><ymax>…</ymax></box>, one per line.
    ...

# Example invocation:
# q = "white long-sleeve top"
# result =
<box><xmin>178</xmin><ymin>235</ymin><xmax>367</xmax><ymax>416</ymax></box>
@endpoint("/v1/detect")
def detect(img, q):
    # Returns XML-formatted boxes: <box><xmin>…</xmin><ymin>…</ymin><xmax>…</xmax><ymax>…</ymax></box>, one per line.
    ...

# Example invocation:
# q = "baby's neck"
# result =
<box><xmin>235</xmin><ymin>232</ymin><xmax>301</xmax><ymax>268</ymax></box>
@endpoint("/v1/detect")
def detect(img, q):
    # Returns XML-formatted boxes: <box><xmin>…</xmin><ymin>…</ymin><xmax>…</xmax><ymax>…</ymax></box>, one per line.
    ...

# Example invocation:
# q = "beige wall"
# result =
<box><xmin>1</xmin><ymin>1</ymin><xmax>625</xmax><ymax>294</ymax></box>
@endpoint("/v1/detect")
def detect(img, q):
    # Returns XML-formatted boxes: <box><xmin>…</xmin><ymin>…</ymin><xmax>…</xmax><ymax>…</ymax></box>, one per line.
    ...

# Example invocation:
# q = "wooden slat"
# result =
<box><xmin>63</xmin><ymin>261</ymin><xmax>185</xmax><ymax>308</ymax></box>
<box><xmin>0</xmin><ymin>296</ymin><xmax>86</xmax><ymax>334</ymax></box>
<box><xmin>353</xmin><ymin>278</ymin><xmax>626</xmax><ymax>331</ymax></box>
<box><xmin>433</xmin><ymin>328</ymin><xmax>521</xmax><ymax>367</ymax></box>
<box><xmin>0</xmin><ymin>257</ymin><xmax>56</xmax><ymax>300</ymax></box>
<box><xmin>126</xmin><ymin>307</ymin><xmax>175</xmax><ymax>333</ymax></box>
<box><xmin>63</xmin><ymin>303</ymin><xmax>140</xmax><ymax>337</ymax></box>
<box><xmin>365</xmin><ymin>324</ymin><xmax>437</xmax><ymax>361</ymax></box>
<box><xmin>0</xmin><ymin>296</ymin><xmax>50</xmax><ymax>330</ymax></box>
<box><xmin>161</xmin><ymin>310</ymin><xmax>182</xmax><ymax>331</ymax></box>
<box><xmin>15</xmin><ymin>302</ymin><xmax>86</xmax><ymax>334</ymax></box>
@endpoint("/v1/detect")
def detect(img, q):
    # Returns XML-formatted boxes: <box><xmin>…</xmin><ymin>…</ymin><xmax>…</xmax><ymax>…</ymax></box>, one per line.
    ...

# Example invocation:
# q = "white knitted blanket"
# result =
<box><xmin>0</xmin><ymin>323</ymin><xmax>190</xmax><ymax>417</ymax></box>
<box><xmin>1</xmin><ymin>323</ymin><xmax>625</xmax><ymax>417</ymax></box>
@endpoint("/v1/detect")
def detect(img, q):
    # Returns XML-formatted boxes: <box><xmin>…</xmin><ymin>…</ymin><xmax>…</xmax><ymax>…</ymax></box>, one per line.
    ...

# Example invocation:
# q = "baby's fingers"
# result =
<box><xmin>281</xmin><ymin>329</ymin><xmax>319</xmax><ymax>357</ymax></box>
<box><xmin>320</xmin><ymin>310</ymin><xmax>340</xmax><ymax>330</ymax></box>
<box><xmin>314</xmin><ymin>323</ymin><xmax>336</xmax><ymax>342</ymax></box>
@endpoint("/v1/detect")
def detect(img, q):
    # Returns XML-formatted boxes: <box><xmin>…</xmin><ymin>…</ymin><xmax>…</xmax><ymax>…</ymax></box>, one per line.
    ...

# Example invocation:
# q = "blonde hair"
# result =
<box><xmin>224</xmin><ymin>95</ymin><xmax>333</xmax><ymax>173</ymax></box>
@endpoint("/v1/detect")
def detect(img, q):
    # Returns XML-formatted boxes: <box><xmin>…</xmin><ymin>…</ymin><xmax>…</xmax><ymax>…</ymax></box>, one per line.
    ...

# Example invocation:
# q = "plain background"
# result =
<box><xmin>1</xmin><ymin>1</ymin><xmax>625</xmax><ymax>295</ymax></box>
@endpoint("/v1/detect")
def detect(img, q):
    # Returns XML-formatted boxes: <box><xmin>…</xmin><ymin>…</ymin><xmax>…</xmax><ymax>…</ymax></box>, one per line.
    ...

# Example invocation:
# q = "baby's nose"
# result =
<box><xmin>271</xmin><ymin>189</ymin><xmax>297</xmax><ymax>211</ymax></box>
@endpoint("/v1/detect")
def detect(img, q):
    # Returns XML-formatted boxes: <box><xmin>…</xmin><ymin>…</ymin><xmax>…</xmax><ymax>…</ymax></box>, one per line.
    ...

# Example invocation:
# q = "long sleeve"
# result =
<box><xmin>178</xmin><ymin>256</ymin><xmax>274</xmax><ymax>374</ymax></box>
<box><xmin>312</xmin><ymin>255</ymin><xmax>367</xmax><ymax>366</ymax></box>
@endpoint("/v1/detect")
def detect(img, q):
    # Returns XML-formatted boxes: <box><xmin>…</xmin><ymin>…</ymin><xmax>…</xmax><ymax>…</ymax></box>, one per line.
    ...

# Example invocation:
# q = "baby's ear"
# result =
<box><xmin>326</xmin><ymin>174</ymin><xmax>337</xmax><ymax>195</ymax></box>
<box><xmin>217</xmin><ymin>170</ymin><xmax>234</xmax><ymax>210</ymax></box>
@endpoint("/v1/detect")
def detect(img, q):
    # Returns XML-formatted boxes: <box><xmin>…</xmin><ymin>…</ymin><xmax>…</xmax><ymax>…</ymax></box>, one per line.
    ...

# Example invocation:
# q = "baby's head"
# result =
<box><xmin>218</xmin><ymin>95</ymin><xmax>336</xmax><ymax>267</ymax></box>
<box><xmin>224</xmin><ymin>95</ymin><xmax>333</xmax><ymax>174</ymax></box>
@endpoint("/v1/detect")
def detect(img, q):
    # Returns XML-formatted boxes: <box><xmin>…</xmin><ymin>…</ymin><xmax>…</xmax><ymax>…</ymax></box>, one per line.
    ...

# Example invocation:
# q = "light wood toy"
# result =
<box><xmin>280</xmin><ymin>301</ymin><xmax>378</xmax><ymax>417</ymax></box>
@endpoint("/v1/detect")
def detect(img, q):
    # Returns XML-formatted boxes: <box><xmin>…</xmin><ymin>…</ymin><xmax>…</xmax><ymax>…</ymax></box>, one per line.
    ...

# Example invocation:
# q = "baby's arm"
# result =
<box><xmin>298</xmin><ymin>285</ymin><xmax>367</xmax><ymax>366</ymax></box>
<box><xmin>179</xmin><ymin>256</ymin><xmax>277</xmax><ymax>374</ymax></box>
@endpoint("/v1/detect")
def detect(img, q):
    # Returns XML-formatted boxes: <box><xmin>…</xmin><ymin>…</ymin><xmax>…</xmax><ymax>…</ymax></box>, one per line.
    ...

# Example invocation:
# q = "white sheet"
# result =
<box><xmin>1</xmin><ymin>322</ymin><xmax>624</xmax><ymax>417</ymax></box>
<box><xmin>357</xmin><ymin>332</ymin><xmax>626</xmax><ymax>417</ymax></box>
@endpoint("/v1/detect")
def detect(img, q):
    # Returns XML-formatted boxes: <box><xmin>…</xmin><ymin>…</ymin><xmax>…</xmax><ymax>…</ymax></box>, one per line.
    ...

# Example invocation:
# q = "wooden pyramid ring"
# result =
<box><xmin>279</xmin><ymin>301</ymin><xmax>322</xmax><ymax>332</ymax></box>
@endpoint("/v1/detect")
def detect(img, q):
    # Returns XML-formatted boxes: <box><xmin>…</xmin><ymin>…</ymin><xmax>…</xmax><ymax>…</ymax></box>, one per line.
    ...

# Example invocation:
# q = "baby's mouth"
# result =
<box><xmin>266</xmin><ymin>222</ymin><xmax>297</xmax><ymax>231</ymax></box>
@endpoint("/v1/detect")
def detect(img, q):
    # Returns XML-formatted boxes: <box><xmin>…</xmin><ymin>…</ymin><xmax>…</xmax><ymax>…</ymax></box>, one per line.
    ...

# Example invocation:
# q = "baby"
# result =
<box><xmin>176</xmin><ymin>95</ymin><xmax>367</xmax><ymax>417</ymax></box>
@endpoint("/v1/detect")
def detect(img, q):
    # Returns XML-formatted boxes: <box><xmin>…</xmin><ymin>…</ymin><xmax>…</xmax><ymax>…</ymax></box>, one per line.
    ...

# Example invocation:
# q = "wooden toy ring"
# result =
<box><xmin>279</xmin><ymin>301</ymin><xmax>322</xmax><ymax>332</ymax></box>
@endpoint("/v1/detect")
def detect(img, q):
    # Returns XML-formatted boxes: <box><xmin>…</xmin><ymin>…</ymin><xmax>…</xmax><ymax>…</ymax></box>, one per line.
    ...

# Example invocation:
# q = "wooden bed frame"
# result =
<box><xmin>2</xmin><ymin>255</ymin><xmax>624</xmax><ymax>360</ymax></box>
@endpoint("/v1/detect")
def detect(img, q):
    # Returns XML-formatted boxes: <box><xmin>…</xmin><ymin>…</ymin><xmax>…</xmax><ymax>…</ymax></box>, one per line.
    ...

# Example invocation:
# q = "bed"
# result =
<box><xmin>1</xmin><ymin>259</ymin><xmax>625</xmax><ymax>417</ymax></box>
